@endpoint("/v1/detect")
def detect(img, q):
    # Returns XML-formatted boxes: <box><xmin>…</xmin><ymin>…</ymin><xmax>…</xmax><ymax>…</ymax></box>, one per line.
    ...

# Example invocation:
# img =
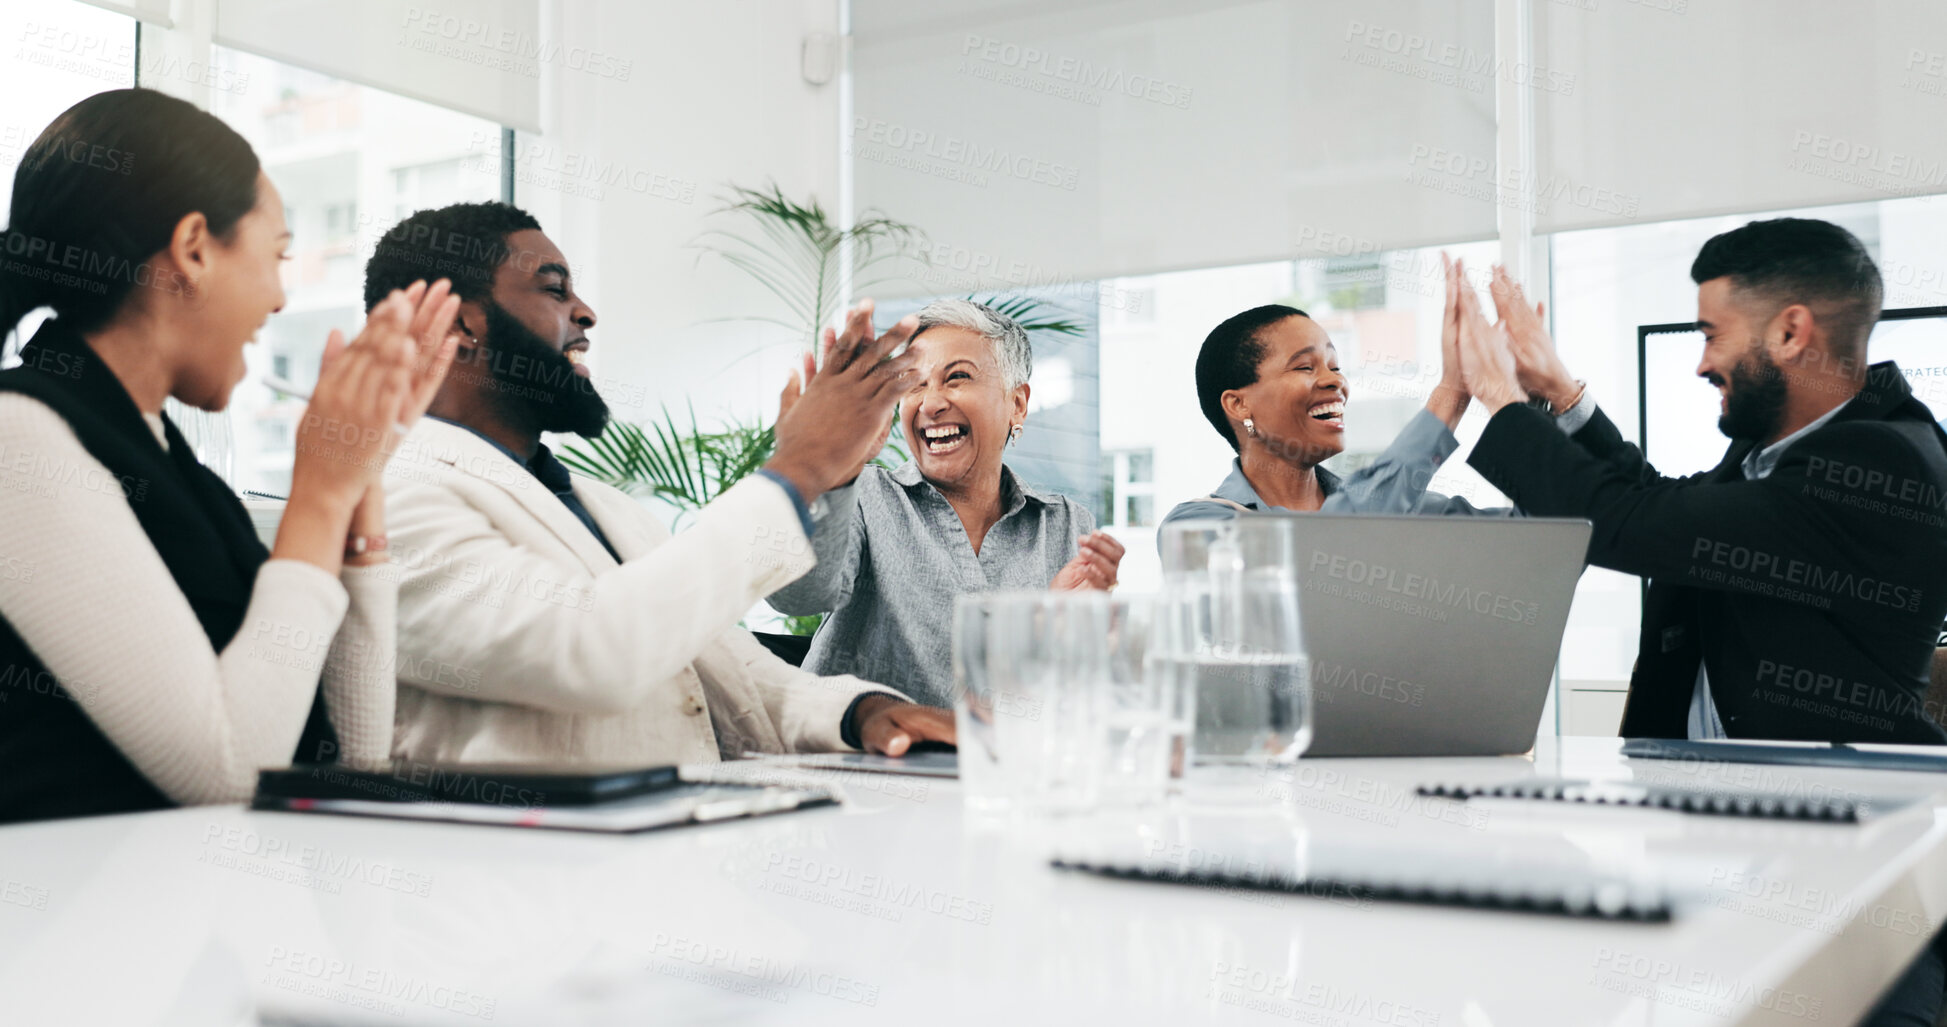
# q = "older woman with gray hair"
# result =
<box><xmin>768</xmin><ymin>299</ymin><xmax>1123</xmax><ymax>707</ymax></box>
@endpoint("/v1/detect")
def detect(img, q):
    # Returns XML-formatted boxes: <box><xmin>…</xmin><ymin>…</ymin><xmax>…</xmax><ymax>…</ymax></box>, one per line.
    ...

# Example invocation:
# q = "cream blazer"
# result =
<box><xmin>381</xmin><ymin>418</ymin><xmax>892</xmax><ymax>765</ymax></box>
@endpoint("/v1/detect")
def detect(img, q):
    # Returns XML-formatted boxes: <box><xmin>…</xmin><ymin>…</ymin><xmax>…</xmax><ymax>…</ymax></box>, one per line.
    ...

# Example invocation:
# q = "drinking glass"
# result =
<box><xmin>1098</xmin><ymin>595</ymin><xmax>1183</xmax><ymax>804</ymax></box>
<box><xmin>954</xmin><ymin>591</ymin><xmax>1192</xmax><ymax>812</ymax></box>
<box><xmin>986</xmin><ymin>591</ymin><xmax>1109</xmax><ymax>813</ymax></box>
<box><xmin>955</xmin><ymin>591</ymin><xmax>1124</xmax><ymax>813</ymax></box>
<box><xmin>1156</xmin><ymin>520</ymin><xmax>1312</xmax><ymax>764</ymax></box>
<box><xmin>951</xmin><ymin>594</ymin><xmax>1007</xmax><ymax>813</ymax></box>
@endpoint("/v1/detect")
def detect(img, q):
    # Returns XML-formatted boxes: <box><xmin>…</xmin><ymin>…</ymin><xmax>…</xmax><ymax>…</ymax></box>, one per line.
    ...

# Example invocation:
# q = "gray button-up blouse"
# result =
<box><xmin>767</xmin><ymin>461</ymin><xmax>1094</xmax><ymax>707</ymax></box>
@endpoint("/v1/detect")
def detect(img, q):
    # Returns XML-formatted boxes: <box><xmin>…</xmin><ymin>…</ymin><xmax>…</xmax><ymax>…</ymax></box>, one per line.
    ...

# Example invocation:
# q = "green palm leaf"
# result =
<box><xmin>692</xmin><ymin>181</ymin><xmax>927</xmax><ymax>352</ymax></box>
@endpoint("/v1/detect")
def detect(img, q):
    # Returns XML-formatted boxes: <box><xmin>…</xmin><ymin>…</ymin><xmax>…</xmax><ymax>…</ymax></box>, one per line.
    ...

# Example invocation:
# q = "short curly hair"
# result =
<box><xmin>910</xmin><ymin>298</ymin><xmax>1032</xmax><ymax>389</ymax></box>
<box><xmin>362</xmin><ymin>201</ymin><xmax>541</xmax><ymax>311</ymax></box>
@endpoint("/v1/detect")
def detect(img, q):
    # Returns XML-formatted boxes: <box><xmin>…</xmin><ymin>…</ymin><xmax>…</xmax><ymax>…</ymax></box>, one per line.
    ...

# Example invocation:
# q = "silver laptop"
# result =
<box><xmin>1273</xmin><ymin>514</ymin><xmax>1591</xmax><ymax>758</ymax></box>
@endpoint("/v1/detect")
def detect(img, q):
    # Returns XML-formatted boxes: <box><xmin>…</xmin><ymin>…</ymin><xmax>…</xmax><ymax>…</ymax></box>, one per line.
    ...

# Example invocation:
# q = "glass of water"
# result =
<box><xmin>954</xmin><ymin>591</ymin><xmax>1184</xmax><ymax>813</ymax></box>
<box><xmin>1156</xmin><ymin>520</ymin><xmax>1312</xmax><ymax>764</ymax></box>
<box><xmin>1097</xmin><ymin>595</ymin><xmax>1184</xmax><ymax>805</ymax></box>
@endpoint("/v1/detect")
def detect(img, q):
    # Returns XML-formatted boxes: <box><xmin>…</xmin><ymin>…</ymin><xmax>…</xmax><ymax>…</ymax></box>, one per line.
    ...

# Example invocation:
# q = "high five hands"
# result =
<box><xmin>1443</xmin><ymin>256</ymin><xmax>1581</xmax><ymax>415</ymax></box>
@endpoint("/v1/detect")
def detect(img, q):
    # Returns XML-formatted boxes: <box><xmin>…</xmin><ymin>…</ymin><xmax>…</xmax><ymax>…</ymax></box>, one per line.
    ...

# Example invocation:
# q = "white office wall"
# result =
<box><xmin>530</xmin><ymin>0</ymin><xmax>842</xmax><ymax>434</ymax></box>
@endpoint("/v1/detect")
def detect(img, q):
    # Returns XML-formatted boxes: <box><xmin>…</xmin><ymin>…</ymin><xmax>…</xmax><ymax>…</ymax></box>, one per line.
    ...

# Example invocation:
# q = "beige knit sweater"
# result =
<box><xmin>0</xmin><ymin>394</ymin><xmax>396</xmax><ymax>805</ymax></box>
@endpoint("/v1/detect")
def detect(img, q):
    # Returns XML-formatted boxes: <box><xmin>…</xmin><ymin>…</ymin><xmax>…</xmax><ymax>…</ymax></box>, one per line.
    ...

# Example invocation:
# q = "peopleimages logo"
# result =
<box><xmin>1688</xmin><ymin>536</ymin><xmax>1922</xmax><ymax>613</ymax></box>
<box><xmin>399</xmin><ymin>6</ymin><xmax>633</xmax><ymax>81</ymax></box>
<box><xmin>1588</xmin><ymin>948</ymin><xmax>1822</xmax><ymax>1021</ymax></box>
<box><xmin>1786</xmin><ymin>130</ymin><xmax>1947</xmax><ymax>198</ymax></box>
<box><xmin>1307</xmin><ymin>550</ymin><xmax>1542</xmax><ymax>625</ymax></box>
<box><xmin>959</xmin><ymin>35</ymin><xmax>1194</xmax><ymax>109</ymax></box>
<box><xmin>1342</xmin><ymin>20</ymin><xmax>1575</xmax><ymax>95</ymax></box>
<box><xmin>850</xmin><ymin>118</ymin><xmax>1080</xmax><ymax>191</ymax></box>
<box><xmin>1405</xmin><ymin>145</ymin><xmax>1641</xmax><ymax>218</ymax></box>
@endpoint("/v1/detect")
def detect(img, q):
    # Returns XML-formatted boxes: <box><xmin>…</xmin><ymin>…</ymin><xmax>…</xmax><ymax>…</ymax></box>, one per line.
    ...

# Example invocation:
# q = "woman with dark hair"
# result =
<box><xmin>0</xmin><ymin>89</ymin><xmax>460</xmax><ymax>823</ymax></box>
<box><xmin>1162</xmin><ymin>257</ymin><xmax>1567</xmax><ymax>527</ymax></box>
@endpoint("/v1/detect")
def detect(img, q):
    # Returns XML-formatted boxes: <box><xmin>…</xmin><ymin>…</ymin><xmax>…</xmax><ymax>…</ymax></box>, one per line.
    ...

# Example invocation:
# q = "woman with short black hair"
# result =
<box><xmin>0</xmin><ymin>89</ymin><xmax>459</xmax><ymax>823</ymax></box>
<box><xmin>1163</xmin><ymin>257</ymin><xmax>1537</xmax><ymax>528</ymax></box>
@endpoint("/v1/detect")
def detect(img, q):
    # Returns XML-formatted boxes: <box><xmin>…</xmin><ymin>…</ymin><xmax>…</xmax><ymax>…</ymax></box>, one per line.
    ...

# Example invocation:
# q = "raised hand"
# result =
<box><xmin>767</xmin><ymin>300</ymin><xmax>922</xmax><ymax>499</ymax></box>
<box><xmin>1051</xmin><ymin>531</ymin><xmax>1124</xmax><ymax>591</ymax></box>
<box><xmin>297</xmin><ymin>289</ymin><xmax>417</xmax><ymax>508</ymax></box>
<box><xmin>1427</xmin><ymin>253</ymin><xmax>1471</xmax><ymax>429</ymax></box>
<box><xmin>1487</xmin><ymin>265</ymin><xmax>1579</xmax><ymax>411</ymax></box>
<box><xmin>278</xmin><ymin>280</ymin><xmax>459</xmax><ymax>571</ymax></box>
<box><xmin>1452</xmin><ymin>260</ymin><xmax>1527</xmax><ymax>413</ymax></box>
<box><xmin>399</xmin><ymin>278</ymin><xmax>463</xmax><ymax>429</ymax></box>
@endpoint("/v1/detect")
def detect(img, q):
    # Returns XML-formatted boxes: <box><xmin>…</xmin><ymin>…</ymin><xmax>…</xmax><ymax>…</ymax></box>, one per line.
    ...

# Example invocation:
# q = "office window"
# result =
<box><xmin>1102</xmin><ymin>449</ymin><xmax>1157</xmax><ymax>529</ymax></box>
<box><xmin>1320</xmin><ymin>255</ymin><xmax>1388</xmax><ymax>312</ymax></box>
<box><xmin>210</xmin><ymin>47</ymin><xmax>507</xmax><ymax>495</ymax></box>
<box><xmin>0</xmin><ymin>0</ymin><xmax>137</xmax><ymax>351</ymax></box>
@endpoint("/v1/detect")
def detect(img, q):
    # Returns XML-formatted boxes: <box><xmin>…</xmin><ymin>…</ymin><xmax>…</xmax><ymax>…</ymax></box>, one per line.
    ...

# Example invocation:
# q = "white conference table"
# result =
<box><xmin>1</xmin><ymin>737</ymin><xmax>1943</xmax><ymax>1026</ymax></box>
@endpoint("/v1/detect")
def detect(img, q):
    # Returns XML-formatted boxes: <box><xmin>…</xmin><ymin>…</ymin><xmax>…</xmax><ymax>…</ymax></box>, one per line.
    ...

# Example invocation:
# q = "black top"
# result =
<box><xmin>1469</xmin><ymin>362</ymin><xmax>1947</xmax><ymax>744</ymax></box>
<box><xmin>0</xmin><ymin>320</ymin><xmax>337</xmax><ymax>824</ymax></box>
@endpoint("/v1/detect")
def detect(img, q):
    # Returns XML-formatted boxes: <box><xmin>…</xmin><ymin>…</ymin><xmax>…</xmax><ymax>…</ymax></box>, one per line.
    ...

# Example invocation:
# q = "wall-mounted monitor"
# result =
<box><xmin>1638</xmin><ymin>306</ymin><xmax>1947</xmax><ymax>478</ymax></box>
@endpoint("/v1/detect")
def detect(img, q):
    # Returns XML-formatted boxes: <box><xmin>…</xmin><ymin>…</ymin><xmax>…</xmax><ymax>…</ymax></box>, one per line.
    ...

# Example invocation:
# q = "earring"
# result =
<box><xmin>1243</xmin><ymin>418</ymin><xmax>1258</xmax><ymax>438</ymax></box>
<box><xmin>1008</xmin><ymin>424</ymin><xmax>1023</xmax><ymax>444</ymax></box>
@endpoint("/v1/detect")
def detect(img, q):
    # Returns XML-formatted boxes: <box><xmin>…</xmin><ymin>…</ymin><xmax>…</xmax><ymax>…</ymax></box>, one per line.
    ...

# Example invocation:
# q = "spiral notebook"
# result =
<box><xmin>1052</xmin><ymin>851</ymin><xmax>1672</xmax><ymax>922</ymax></box>
<box><xmin>1415</xmin><ymin>778</ymin><xmax>1896</xmax><ymax>822</ymax></box>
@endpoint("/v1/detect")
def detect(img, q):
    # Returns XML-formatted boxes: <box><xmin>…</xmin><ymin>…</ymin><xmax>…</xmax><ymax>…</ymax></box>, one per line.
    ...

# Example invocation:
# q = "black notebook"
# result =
<box><xmin>252</xmin><ymin>763</ymin><xmax>836</xmax><ymax>834</ymax></box>
<box><xmin>257</xmin><ymin>762</ymin><xmax>683</xmax><ymax>807</ymax></box>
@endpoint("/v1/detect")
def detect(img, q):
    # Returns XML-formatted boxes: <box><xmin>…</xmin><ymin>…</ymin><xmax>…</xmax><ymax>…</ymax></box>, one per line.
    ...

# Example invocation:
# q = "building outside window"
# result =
<box><xmin>210</xmin><ymin>47</ymin><xmax>506</xmax><ymax>495</ymax></box>
<box><xmin>1100</xmin><ymin>448</ymin><xmax>1157</xmax><ymax>532</ymax></box>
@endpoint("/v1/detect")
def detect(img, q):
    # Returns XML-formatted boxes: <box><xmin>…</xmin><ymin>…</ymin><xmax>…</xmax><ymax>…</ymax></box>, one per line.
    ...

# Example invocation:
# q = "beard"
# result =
<box><xmin>1715</xmin><ymin>341</ymin><xmax>1789</xmax><ymax>441</ymax></box>
<box><xmin>479</xmin><ymin>300</ymin><xmax>610</xmax><ymax>438</ymax></box>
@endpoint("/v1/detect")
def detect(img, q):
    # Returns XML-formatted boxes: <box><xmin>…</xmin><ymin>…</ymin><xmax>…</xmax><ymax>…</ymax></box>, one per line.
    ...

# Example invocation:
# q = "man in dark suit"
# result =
<box><xmin>1450</xmin><ymin>221</ymin><xmax>1947</xmax><ymax>1027</ymax></box>
<box><xmin>1453</xmin><ymin>220</ymin><xmax>1947</xmax><ymax>745</ymax></box>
